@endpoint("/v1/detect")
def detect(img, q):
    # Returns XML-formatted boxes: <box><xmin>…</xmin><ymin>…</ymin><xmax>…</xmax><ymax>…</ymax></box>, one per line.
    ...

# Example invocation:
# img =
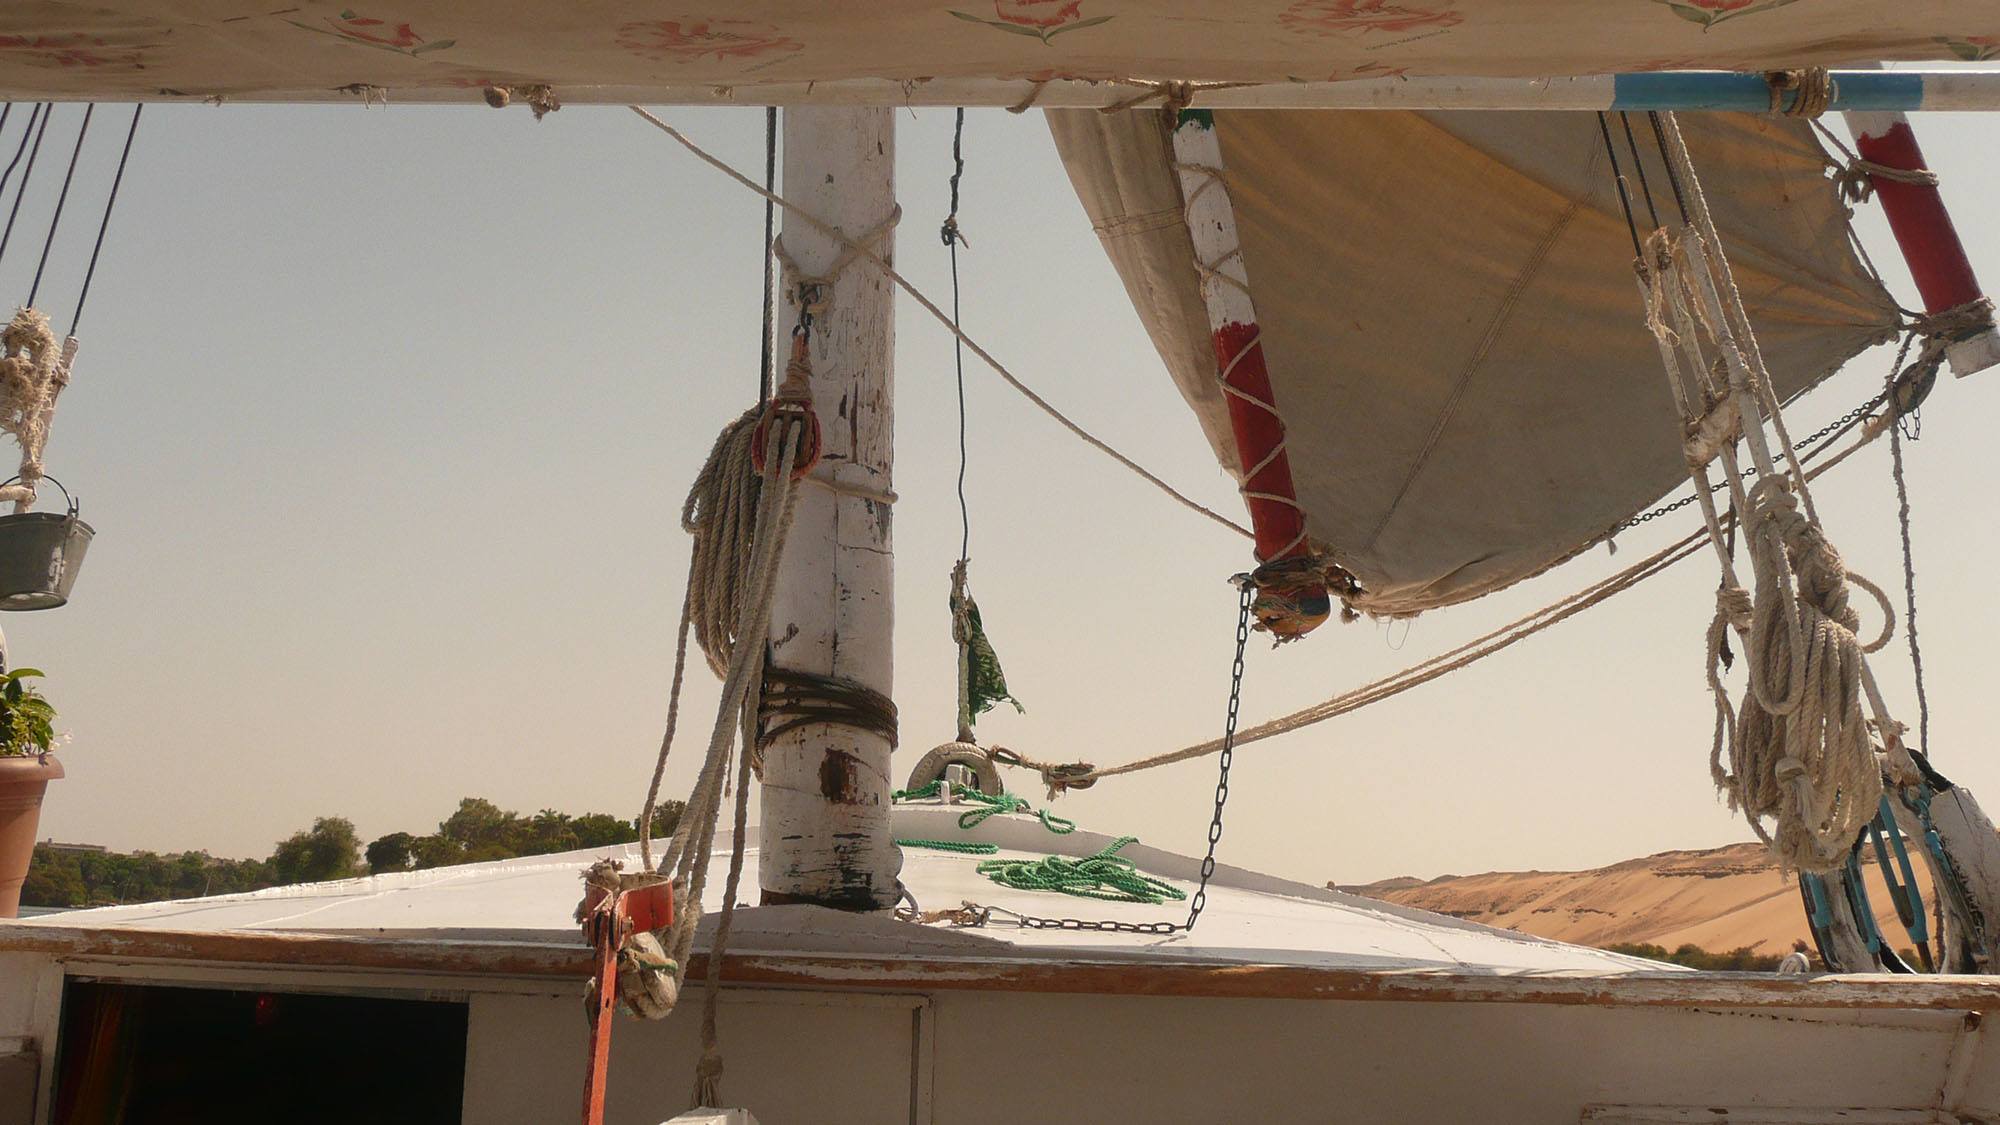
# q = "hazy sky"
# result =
<box><xmin>8</xmin><ymin>99</ymin><xmax>1999</xmax><ymax>887</ymax></box>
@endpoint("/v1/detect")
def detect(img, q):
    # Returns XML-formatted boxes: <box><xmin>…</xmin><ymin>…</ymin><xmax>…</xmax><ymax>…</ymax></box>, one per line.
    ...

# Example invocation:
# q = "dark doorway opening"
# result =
<box><xmin>52</xmin><ymin>979</ymin><xmax>467</xmax><ymax>1124</ymax></box>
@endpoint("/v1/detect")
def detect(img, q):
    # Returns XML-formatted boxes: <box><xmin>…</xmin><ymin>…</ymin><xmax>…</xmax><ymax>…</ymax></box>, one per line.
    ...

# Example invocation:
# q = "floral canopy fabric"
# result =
<box><xmin>0</xmin><ymin>1</ymin><xmax>1995</xmax><ymax>103</ymax></box>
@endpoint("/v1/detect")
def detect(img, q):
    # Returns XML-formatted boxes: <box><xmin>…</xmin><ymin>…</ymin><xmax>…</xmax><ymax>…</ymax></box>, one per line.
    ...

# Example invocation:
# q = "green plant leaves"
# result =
<box><xmin>0</xmin><ymin>668</ymin><xmax>55</xmax><ymax>756</ymax></box>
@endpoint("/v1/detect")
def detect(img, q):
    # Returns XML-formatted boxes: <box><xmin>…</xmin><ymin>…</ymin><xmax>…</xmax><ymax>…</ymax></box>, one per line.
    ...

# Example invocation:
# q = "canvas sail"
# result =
<box><xmin>1049</xmin><ymin>109</ymin><xmax>1899</xmax><ymax>615</ymax></box>
<box><xmin>0</xmin><ymin>2</ymin><xmax>1996</xmax><ymax>103</ymax></box>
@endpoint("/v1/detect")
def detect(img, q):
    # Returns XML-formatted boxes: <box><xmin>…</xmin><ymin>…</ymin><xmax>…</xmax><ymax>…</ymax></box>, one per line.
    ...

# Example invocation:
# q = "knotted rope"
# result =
<box><xmin>1810</xmin><ymin>120</ymin><xmax>1941</xmax><ymax>205</ymax></box>
<box><xmin>0</xmin><ymin>307</ymin><xmax>74</xmax><ymax>512</ymax></box>
<box><xmin>1641</xmin><ymin>112</ymin><xmax>1915</xmax><ymax>872</ymax></box>
<box><xmin>481</xmin><ymin>84</ymin><xmax>561</xmax><ymax>119</ymax></box>
<box><xmin>1710</xmin><ymin>478</ymin><xmax>1896</xmax><ymax>868</ymax></box>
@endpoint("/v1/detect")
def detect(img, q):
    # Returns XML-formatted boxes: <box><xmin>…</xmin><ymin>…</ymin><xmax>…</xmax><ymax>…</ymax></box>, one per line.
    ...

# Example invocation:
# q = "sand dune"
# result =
<box><xmin>1341</xmin><ymin>841</ymin><xmax>1935</xmax><ymax>957</ymax></box>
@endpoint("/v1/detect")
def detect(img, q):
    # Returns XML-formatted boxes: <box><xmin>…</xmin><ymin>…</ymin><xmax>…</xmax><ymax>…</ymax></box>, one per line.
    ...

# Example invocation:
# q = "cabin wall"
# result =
<box><xmin>454</xmin><ymin>982</ymin><xmax>1975</xmax><ymax>1124</ymax></box>
<box><xmin>927</xmin><ymin>992</ymin><xmax>1963</xmax><ymax>1123</ymax></box>
<box><xmin>462</xmin><ymin>987</ymin><xmax>925</xmax><ymax>1125</ymax></box>
<box><xmin>5</xmin><ymin>958</ymin><xmax>1985</xmax><ymax>1124</ymax></box>
<box><xmin>0</xmin><ymin>952</ymin><xmax>62</xmax><ymax>1124</ymax></box>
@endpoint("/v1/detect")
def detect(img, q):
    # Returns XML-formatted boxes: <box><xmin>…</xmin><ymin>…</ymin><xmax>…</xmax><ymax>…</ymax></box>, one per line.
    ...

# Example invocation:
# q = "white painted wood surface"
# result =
<box><xmin>1919</xmin><ymin>786</ymin><xmax>2000</xmax><ymax>968</ymax></box>
<box><xmin>664</xmin><ymin>1109</ymin><xmax>761</xmax><ymax>1125</ymax></box>
<box><xmin>760</xmin><ymin>106</ymin><xmax>900</xmax><ymax>910</ymax></box>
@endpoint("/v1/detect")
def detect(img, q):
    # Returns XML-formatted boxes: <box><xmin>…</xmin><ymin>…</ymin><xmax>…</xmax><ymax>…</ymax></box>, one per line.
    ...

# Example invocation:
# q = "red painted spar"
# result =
<box><xmin>1845</xmin><ymin>111</ymin><xmax>1999</xmax><ymax>377</ymax></box>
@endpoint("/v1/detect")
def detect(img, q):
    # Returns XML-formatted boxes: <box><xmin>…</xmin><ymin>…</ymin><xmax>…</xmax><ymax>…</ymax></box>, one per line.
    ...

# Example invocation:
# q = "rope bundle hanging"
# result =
<box><xmin>1618</xmin><ymin>111</ymin><xmax>1916</xmax><ymax>873</ymax></box>
<box><xmin>611</xmin><ymin>278</ymin><xmax>820</xmax><ymax>1121</ymax></box>
<box><xmin>0</xmin><ymin>307</ymin><xmax>70</xmax><ymax>510</ymax></box>
<box><xmin>0</xmin><ymin>103</ymin><xmax>140</xmax><ymax>514</ymax></box>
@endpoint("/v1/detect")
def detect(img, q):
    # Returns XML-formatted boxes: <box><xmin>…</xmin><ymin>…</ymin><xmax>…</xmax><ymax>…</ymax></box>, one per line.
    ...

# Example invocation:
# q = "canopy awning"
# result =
<box><xmin>0</xmin><ymin>2</ymin><xmax>1996</xmax><ymax>105</ymax></box>
<box><xmin>1050</xmin><ymin>108</ymin><xmax>1899</xmax><ymax>615</ymax></box>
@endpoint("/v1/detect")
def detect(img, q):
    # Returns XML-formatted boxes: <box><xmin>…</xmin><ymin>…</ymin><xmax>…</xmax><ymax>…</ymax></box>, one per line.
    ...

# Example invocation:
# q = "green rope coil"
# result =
<box><xmin>975</xmin><ymin>836</ymin><xmax>1186</xmax><ymax>905</ymax></box>
<box><xmin>891</xmin><ymin>780</ymin><xmax>1075</xmax><ymax>836</ymax></box>
<box><xmin>896</xmin><ymin>838</ymin><xmax>1000</xmax><ymax>855</ymax></box>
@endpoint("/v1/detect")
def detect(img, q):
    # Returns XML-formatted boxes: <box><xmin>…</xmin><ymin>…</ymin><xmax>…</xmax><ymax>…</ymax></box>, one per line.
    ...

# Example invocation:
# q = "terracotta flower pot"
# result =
<box><xmin>0</xmin><ymin>754</ymin><xmax>61</xmax><ymax>918</ymax></box>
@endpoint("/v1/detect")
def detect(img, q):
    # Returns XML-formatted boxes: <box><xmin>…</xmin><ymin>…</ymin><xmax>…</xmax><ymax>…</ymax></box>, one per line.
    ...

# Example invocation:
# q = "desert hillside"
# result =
<box><xmin>1341</xmin><ymin>841</ymin><xmax>1932</xmax><ymax>956</ymax></box>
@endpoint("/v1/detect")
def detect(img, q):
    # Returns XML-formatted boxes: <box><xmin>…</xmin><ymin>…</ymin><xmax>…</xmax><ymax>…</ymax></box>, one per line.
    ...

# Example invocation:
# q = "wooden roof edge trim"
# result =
<box><xmin>4</xmin><ymin>925</ymin><xmax>1998</xmax><ymax>1011</ymax></box>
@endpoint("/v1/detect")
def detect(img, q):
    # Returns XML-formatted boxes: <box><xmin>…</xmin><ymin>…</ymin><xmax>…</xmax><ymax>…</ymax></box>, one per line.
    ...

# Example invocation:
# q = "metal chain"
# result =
<box><xmin>982</xmin><ymin>582</ymin><xmax>1253</xmax><ymax>936</ymax></box>
<box><xmin>1616</xmin><ymin>386</ymin><xmax>1889</xmax><ymax>532</ymax></box>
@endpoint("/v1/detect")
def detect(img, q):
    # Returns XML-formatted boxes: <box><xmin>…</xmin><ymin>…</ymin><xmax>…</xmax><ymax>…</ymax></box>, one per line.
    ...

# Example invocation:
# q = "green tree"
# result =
<box><xmin>20</xmin><ymin>850</ymin><xmax>86</xmax><ymax>907</ymax></box>
<box><xmin>365</xmin><ymin>831</ymin><xmax>415</xmax><ymax>875</ymax></box>
<box><xmin>267</xmin><ymin>816</ymin><xmax>361</xmax><ymax>884</ymax></box>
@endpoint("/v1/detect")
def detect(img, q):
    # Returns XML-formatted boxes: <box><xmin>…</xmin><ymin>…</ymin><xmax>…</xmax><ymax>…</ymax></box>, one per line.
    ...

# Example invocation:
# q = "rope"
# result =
<box><xmin>1809</xmin><ymin>120</ymin><xmax>1942</xmax><ymax>205</ymax></box>
<box><xmin>897</xmin><ymin>838</ymin><xmax>999</xmax><ymax>855</ymax></box>
<box><xmin>618</xmin><ymin>397</ymin><xmax>810</xmax><ymax>1118</ymax></box>
<box><xmin>942</xmin><ymin>111</ymin><xmax>981</xmax><ymax>745</ymax></box>
<box><xmin>1098</xmin><ymin>80</ymin><xmax>1257</xmax><ymax>116</ymax></box>
<box><xmin>993</xmin><ymin>417</ymin><xmax>1888</xmax><ymax>795</ymax></box>
<box><xmin>0</xmin><ymin>104</ymin><xmax>52</xmax><ymax>271</ymax></box>
<box><xmin>1006</xmin><ymin>81</ymin><xmax>1049</xmax><ymax>115</ymax></box>
<box><xmin>1169</xmin><ymin>157</ymin><xmax>1311</xmax><ymax>567</ymax></box>
<box><xmin>626</xmin><ymin>106</ymin><xmax>1251</xmax><ymax>542</ymax></box>
<box><xmin>1887</xmin><ymin>346</ymin><xmax>1933</xmax><ymax>756</ymax></box>
<box><xmin>0</xmin><ymin>105</ymin><xmax>36</xmax><ymax>217</ymax></box>
<box><xmin>975</xmin><ymin>836</ymin><xmax>1185</xmax><ymax>904</ymax></box>
<box><xmin>1765</xmin><ymin>67</ymin><xmax>1836</xmax><ymax>119</ymax></box>
<box><xmin>758</xmin><ymin>107</ymin><xmax>776</xmax><ymax>406</ymax></box>
<box><xmin>1911</xmin><ymin>296</ymin><xmax>1995</xmax><ymax>344</ymax></box>
<box><xmin>755</xmin><ymin>666</ymin><xmax>899</xmax><ymax>756</ymax></box>
<box><xmin>893</xmin><ymin>778</ymin><xmax>1076</xmax><ymax>835</ymax></box>
<box><xmin>0</xmin><ymin>307</ymin><xmax>74</xmax><ymax>512</ymax></box>
<box><xmin>1640</xmin><ymin>112</ymin><xmax>1913</xmax><ymax>872</ymax></box>
<box><xmin>26</xmin><ymin>104</ymin><xmax>91</xmax><ymax>309</ymax></box>
<box><xmin>71</xmin><ymin>104</ymin><xmax>140</xmax><ymax>336</ymax></box>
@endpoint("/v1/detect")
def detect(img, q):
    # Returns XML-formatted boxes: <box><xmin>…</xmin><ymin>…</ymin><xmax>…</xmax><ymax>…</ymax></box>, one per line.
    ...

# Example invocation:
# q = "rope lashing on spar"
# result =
<box><xmin>1171</xmin><ymin>149</ymin><xmax>1363</xmax><ymax>639</ymax></box>
<box><xmin>1765</xmin><ymin>67</ymin><xmax>1837</xmax><ymax>119</ymax></box>
<box><xmin>756</xmin><ymin>666</ymin><xmax>898</xmax><ymax>761</ymax></box>
<box><xmin>480</xmin><ymin>83</ymin><xmax>561</xmax><ymax>119</ymax></box>
<box><xmin>1809</xmin><ymin>119</ymin><xmax>1942</xmax><ymax>205</ymax></box>
<box><xmin>1624</xmin><ymin>112</ymin><xmax>1917</xmax><ymax>873</ymax></box>
<box><xmin>1911</xmin><ymin>296</ymin><xmax>1997</xmax><ymax>351</ymax></box>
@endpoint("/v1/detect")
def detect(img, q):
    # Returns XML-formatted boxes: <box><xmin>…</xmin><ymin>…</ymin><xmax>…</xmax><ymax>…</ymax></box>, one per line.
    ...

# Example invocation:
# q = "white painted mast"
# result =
<box><xmin>759</xmin><ymin>107</ymin><xmax>901</xmax><ymax>910</ymax></box>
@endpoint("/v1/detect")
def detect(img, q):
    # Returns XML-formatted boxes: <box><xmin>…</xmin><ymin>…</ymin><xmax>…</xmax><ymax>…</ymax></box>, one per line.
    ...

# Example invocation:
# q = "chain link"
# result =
<box><xmin>987</xmin><ymin>582</ymin><xmax>1254</xmax><ymax>936</ymax></box>
<box><xmin>1615</xmin><ymin>388</ymin><xmax>1889</xmax><ymax>533</ymax></box>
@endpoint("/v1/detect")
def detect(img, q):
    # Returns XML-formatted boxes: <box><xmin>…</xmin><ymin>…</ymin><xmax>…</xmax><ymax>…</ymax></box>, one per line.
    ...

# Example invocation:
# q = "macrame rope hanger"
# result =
<box><xmin>0</xmin><ymin>103</ymin><xmax>142</xmax><ymax>514</ymax></box>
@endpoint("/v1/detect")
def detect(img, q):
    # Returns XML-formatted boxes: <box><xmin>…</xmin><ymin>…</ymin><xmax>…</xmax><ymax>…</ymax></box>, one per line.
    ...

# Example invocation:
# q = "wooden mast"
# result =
<box><xmin>759</xmin><ymin>107</ymin><xmax>902</xmax><ymax>910</ymax></box>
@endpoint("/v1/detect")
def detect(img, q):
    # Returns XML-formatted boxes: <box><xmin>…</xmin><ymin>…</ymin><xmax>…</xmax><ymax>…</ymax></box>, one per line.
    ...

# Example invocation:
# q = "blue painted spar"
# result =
<box><xmin>1611</xmin><ymin>71</ymin><xmax>1928</xmax><ymax>113</ymax></box>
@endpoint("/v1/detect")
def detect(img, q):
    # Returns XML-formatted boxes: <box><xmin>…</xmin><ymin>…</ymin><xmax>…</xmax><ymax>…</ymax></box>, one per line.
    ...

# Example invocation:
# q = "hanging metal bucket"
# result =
<box><xmin>0</xmin><ymin>476</ymin><xmax>92</xmax><ymax>610</ymax></box>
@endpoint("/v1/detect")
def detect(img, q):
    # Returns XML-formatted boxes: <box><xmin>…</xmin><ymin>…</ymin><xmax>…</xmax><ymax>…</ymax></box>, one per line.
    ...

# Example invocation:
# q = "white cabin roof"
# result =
<box><xmin>10</xmin><ymin>804</ymin><xmax>1663</xmax><ymax>977</ymax></box>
